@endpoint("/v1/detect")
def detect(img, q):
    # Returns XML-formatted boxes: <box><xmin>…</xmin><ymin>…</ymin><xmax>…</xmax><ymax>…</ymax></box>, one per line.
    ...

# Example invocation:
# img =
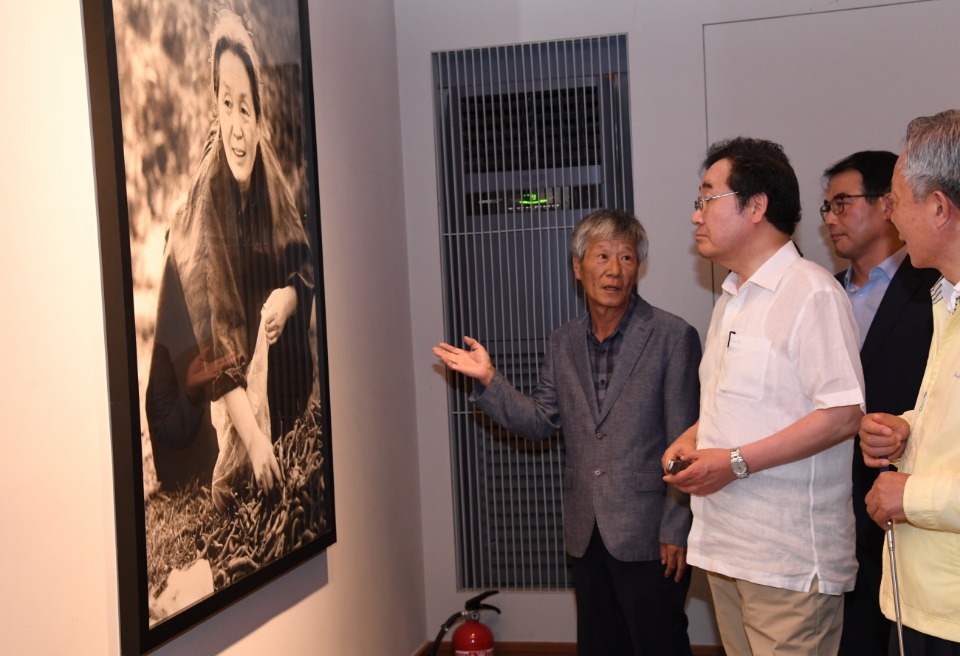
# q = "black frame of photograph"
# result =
<box><xmin>81</xmin><ymin>1</ymin><xmax>335</xmax><ymax>653</ymax></box>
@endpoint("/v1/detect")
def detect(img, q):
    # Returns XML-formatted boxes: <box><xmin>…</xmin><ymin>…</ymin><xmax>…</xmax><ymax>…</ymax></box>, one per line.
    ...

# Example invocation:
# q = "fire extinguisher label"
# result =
<box><xmin>454</xmin><ymin>650</ymin><xmax>494</xmax><ymax>656</ymax></box>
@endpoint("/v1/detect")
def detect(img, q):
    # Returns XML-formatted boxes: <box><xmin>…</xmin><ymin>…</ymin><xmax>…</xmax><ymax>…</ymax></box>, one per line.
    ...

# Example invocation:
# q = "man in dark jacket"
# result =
<box><xmin>821</xmin><ymin>150</ymin><xmax>938</xmax><ymax>655</ymax></box>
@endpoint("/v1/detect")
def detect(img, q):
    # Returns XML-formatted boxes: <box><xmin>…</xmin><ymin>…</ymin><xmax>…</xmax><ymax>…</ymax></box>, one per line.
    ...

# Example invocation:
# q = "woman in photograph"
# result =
<box><xmin>147</xmin><ymin>8</ymin><xmax>315</xmax><ymax>510</ymax></box>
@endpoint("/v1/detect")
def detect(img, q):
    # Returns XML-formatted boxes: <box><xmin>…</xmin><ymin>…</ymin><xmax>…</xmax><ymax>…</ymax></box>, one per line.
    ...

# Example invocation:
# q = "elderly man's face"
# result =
<box><xmin>889</xmin><ymin>156</ymin><xmax>935</xmax><ymax>269</ymax></box>
<box><xmin>572</xmin><ymin>236</ymin><xmax>639</xmax><ymax>314</ymax></box>
<box><xmin>218</xmin><ymin>50</ymin><xmax>260</xmax><ymax>196</ymax></box>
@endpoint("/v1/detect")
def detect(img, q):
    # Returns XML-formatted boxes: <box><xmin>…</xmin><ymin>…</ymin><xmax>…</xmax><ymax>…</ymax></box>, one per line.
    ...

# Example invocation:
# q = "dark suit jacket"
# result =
<box><xmin>837</xmin><ymin>257</ymin><xmax>938</xmax><ymax>557</ymax></box>
<box><xmin>472</xmin><ymin>295</ymin><xmax>701</xmax><ymax>561</ymax></box>
<box><xmin>837</xmin><ymin>256</ymin><xmax>936</xmax><ymax>655</ymax></box>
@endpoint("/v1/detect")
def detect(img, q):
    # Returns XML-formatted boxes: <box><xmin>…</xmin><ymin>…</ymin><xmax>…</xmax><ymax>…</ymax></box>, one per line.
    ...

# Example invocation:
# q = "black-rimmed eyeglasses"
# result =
<box><xmin>819</xmin><ymin>194</ymin><xmax>882</xmax><ymax>221</ymax></box>
<box><xmin>694</xmin><ymin>191</ymin><xmax>738</xmax><ymax>212</ymax></box>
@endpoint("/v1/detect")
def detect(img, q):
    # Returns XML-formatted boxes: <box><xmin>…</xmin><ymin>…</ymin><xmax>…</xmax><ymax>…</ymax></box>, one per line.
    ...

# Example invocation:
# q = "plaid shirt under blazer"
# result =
<box><xmin>471</xmin><ymin>295</ymin><xmax>701</xmax><ymax>561</ymax></box>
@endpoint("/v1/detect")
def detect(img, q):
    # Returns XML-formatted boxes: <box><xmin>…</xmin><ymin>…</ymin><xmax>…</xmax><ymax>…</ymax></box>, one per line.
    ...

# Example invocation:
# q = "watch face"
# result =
<box><xmin>731</xmin><ymin>449</ymin><xmax>748</xmax><ymax>478</ymax></box>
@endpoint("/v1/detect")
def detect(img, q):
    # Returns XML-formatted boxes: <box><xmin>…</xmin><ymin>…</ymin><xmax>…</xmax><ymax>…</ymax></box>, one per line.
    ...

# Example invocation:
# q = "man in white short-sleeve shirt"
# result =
<box><xmin>664</xmin><ymin>137</ymin><xmax>865</xmax><ymax>655</ymax></box>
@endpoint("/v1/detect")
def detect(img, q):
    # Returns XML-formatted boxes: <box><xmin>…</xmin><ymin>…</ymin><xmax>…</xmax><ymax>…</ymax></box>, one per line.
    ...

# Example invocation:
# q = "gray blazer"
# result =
<box><xmin>472</xmin><ymin>295</ymin><xmax>701</xmax><ymax>561</ymax></box>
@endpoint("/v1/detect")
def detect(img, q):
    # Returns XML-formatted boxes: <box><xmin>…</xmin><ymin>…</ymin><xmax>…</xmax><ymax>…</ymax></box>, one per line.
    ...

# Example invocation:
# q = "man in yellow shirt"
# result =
<box><xmin>861</xmin><ymin>109</ymin><xmax>960</xmax><ymax>654</ymax></box>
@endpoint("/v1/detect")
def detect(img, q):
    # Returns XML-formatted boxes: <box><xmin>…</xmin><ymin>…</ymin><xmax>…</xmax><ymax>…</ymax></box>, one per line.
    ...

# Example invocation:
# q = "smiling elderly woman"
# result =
<box><xmin>147</xmin><ymin>9</ymin><xmax>315</xmax><ymax>510</ymax></box>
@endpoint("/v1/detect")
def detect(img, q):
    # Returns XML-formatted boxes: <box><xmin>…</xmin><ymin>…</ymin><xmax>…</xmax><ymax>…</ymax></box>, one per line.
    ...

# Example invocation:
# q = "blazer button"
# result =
<box><xmin>594</xmin><ymin>469</ymin><xmax>603</xmax><ymax>477</ymax></box>
<box><xmin>596</xmin><ymin>431</ymin><xmax>605</xmax><ymax>440</ymax></box>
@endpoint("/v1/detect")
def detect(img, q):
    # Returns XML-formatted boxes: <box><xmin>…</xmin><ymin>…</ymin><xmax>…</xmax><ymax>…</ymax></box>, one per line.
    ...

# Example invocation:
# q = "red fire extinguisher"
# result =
<box><xmin>428</xmin><ymin>590</ymin><xmax>500</xmax><ymax>656</ymax></box>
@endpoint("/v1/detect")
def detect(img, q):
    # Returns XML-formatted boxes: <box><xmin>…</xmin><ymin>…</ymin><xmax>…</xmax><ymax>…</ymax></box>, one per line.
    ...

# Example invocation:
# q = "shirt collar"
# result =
<box><xmin>934</xmin><ymin>276</ymin><xmax>960</xmax><ymax>313</ymax></box>
<box><xmin>722</xmin><ymin>240</ymin><xmax>800</xmax><ymax>295</ymax></box>
<box><xmin>586</xmin><ymin>293</ymin><xmax>638</xmax><ymax>342</ymax></box>
<box><xmin>842</xmin><ymin>246</ymin><xmax>907</xmax><ymax>289</ymax></box>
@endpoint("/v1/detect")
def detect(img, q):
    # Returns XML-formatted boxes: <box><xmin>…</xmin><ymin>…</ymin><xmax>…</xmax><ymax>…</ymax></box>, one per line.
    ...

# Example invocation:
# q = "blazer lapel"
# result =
<box><xmin>570</xmin><ymin>314</ymin><xmax>601</xmax><ymax>424</ymax></box>
<box><xmin>861</xmin><ymin>258</ymin><xmax>930</xmax><ymax>367</ymax></box>
<box><xmin>597</xmin><ymin>297</ymin><xmax>653</xmax><ymax>423</ymax></box>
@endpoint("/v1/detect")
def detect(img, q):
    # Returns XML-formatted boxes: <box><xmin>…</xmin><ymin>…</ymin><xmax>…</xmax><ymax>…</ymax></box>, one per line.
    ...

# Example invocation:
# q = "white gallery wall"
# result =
<box><xmin>0</xmin><ymin>0</ymin><xmax>427</xmax><ymax>654</ymax></box>
<box><xmin>3</xmin><ymin>0</ymin><xmax>959</xmax><ymax>653</ymax></box>
<box><xmin>0</xmin><ymin>2</ymin><xmax>119</xmax><ymax>652</ymax></box>
<box><xmin>704</xmin><ymin>1</ymin><xmax>960</xmax><ymax>284</ymax></box>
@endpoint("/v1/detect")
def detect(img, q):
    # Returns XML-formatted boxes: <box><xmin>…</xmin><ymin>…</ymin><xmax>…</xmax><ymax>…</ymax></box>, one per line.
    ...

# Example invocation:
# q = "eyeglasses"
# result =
<box><xmin>694</xmin><ymin>191</ymin><xmax>738</xmax><ymax>212</ymax></box>
<box><xmin>819</xmin><ymin>194</ymin><xmax>881</xmax><ymax>221</ymax></box>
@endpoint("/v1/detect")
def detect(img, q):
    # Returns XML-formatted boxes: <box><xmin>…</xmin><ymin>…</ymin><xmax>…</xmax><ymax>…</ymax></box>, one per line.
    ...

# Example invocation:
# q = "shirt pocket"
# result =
<box><xmin>717</xmin><ymin>333</ymin><xmax>770</xmax><ymax>401</ymax></box>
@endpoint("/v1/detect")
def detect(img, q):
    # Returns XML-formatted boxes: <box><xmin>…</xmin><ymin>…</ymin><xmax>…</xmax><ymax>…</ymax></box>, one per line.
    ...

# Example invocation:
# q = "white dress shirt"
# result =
<box><xmin>687</xmin><ymin>241</ymin><xmax>865</xmax><ymax>595</ymax></box>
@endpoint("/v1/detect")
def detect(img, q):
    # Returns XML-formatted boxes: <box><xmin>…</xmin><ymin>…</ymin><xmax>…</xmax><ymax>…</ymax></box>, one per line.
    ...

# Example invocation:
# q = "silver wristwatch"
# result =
<box><xmin>730</xmin><ymin>447</ymin><xmax>749</xmax><ymax>479</ymax></box>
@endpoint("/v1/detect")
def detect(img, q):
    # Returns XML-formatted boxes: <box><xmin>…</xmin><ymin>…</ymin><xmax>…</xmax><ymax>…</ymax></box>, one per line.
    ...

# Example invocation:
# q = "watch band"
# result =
<box><xmin>730</xmin><ymin>447</ymin><xmax>749</xmax><ymax>479</ymax></box>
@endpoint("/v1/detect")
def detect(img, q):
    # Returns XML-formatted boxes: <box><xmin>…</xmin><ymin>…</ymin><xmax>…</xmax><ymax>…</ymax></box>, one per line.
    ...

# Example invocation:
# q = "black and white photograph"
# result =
<box><xmin>82</xmin><ymin>0</ymin><xmax>334</xmax><ymax>652</ymax></box>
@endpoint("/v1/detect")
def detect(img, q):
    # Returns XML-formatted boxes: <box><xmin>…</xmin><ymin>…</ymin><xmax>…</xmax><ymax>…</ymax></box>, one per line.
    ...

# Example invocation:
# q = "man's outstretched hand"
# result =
<box><xmin>432</xmin><ymin>336</ymin><xmax>495</xmax><ymax>387</ymax></box>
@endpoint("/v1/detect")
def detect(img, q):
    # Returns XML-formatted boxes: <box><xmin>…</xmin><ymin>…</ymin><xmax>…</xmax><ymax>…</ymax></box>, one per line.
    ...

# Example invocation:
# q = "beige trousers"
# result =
<box><xmin>707</xmin><ymin>571</ymin><xmax>844</xmax><ymax>656</ymax></box>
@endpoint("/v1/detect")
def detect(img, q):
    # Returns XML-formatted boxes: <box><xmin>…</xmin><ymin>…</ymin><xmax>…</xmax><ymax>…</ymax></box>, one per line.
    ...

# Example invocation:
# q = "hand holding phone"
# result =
<box><xmin>666</xmin><ymin>459</ymin><xmax>690</xmax><ymax>475</ymax></box>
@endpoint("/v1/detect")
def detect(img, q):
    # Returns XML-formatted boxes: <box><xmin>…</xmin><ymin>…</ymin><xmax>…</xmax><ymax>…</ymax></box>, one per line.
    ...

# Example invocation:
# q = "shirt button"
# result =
<box><xmin>596</xmin><ymin>432</ymin><xmax>605</xmax><ymax>440</ymax></box>
<box><xmin>594</xmin><ymin>469</ymin><xmax>603</xmax><ymax>477</ymax></box>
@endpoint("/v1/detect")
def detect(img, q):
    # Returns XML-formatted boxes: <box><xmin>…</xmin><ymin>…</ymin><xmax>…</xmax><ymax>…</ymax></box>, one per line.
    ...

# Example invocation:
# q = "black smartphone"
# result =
<box><xmin>666</xmin><ymin>459</ymin><xmax>690</xmax><ymax>474</ymax></box>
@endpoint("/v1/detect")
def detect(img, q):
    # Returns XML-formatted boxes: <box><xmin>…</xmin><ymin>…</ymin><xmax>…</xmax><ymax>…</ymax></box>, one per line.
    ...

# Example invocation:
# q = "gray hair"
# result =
<box><xmin>902</xmin><ymin>109</ymin><xmax>960</xmax><ymax>207</ymax></box>
<box><xmin>569</xmin><ymin>209</ymin><xmax>648</xmax><ymax>263</ymax></box>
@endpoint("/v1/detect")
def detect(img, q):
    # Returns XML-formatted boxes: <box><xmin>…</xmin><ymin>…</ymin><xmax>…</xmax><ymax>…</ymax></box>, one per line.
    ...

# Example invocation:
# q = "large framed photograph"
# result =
<box><xmin>81</xmin><ymin>1</ymin><xmax>335</xmax><ymax>653</ymax></box>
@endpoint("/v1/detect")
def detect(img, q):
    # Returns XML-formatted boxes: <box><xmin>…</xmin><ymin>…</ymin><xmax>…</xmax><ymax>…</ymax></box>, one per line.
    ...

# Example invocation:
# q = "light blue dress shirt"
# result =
<box><xmin>842</xmin><ymin>247</ymin><xmax>907</xmax><ymax>348</ymax></box>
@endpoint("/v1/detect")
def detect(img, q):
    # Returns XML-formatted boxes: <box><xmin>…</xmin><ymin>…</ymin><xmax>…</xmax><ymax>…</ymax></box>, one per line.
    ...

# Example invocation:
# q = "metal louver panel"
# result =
<box><xmin>460</xmin><ymin>87</ymin><xmax>602</xmax><ymax>174</ymax></box>
<box><xmin>433</xmin><ymin>35</ymin><xmax>632</xmax><ymax>590</ymax></box>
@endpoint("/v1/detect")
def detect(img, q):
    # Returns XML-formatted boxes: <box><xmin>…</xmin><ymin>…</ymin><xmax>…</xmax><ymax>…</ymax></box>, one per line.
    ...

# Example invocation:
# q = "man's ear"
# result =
<box><xmin>746</xmin><ymin>193</ymin><xmax>768</xmax><ymax>224</ymax></box>
<box><xmin>572</xmin><ymin>256</ymin><xmax>583</xmax><ymax>281</ymax></box>
<box><xmin>931</xmin><ymin>190</ymin><xmax>952</xmax><ymax>230</ymax></box>
<box><xmin>882</xmin><ymin>193</ymin><xmax>894</xmax><ymax>221</ymax></box>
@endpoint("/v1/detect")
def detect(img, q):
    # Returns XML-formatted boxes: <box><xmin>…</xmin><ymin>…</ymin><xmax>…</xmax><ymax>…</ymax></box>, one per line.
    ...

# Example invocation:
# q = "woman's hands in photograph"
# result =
<box><xmin>262</xmin><ymin>286</ymin><xmax>298</xmax><ymax>345</ymax></box>
<box><xmin>246</xmin><ymin>429</ymin><xmax>282</xmax><ymax>494</ymax></box>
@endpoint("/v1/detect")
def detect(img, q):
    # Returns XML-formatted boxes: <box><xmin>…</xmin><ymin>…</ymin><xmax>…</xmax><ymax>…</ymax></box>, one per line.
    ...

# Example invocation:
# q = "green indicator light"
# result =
<box><xmin>519</xmin><ymin>193</ymin><xmax>549</xmax><ymax>206</ymax></box>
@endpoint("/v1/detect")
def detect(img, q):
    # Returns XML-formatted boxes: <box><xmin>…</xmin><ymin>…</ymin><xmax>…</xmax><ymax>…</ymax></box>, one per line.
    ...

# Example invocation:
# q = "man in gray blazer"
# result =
<box><xmin>434</xmin><ymin>209</ymin><xmax>701</xmax><ymax>656</ymax></box>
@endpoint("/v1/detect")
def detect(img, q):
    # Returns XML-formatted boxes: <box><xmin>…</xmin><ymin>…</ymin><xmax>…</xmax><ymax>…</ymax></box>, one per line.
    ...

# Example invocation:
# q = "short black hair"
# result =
<box><xmin>822</xmin><ymin>150</ymin><xmax>898</xmax><ymax>198</ymax></box>
<box><xmin>702</xmin><ymin>137</ymin><xmax>801</xmax><ymax>236</ymax></box>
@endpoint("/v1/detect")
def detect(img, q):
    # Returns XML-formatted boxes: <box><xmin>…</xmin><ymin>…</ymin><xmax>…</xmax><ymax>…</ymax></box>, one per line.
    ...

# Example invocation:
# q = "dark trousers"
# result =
<box><xmin>571</xmin><ymin>524</ymin><xmax>692</xmax><ymax>656</ymax></box>
<box><xmin>891</xmin><ymin>624</ymin><xmax>960</xmax><ymax>655</ymax></box>
<box><xmin>839</xmin><ymin>532</ymin><xmax>889</xmax><ymax>655</ymax></box>
<box><xmin>840</xmin><ymin>442</ymin><xmax>891</xmax><ymax>656</ymax></box>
